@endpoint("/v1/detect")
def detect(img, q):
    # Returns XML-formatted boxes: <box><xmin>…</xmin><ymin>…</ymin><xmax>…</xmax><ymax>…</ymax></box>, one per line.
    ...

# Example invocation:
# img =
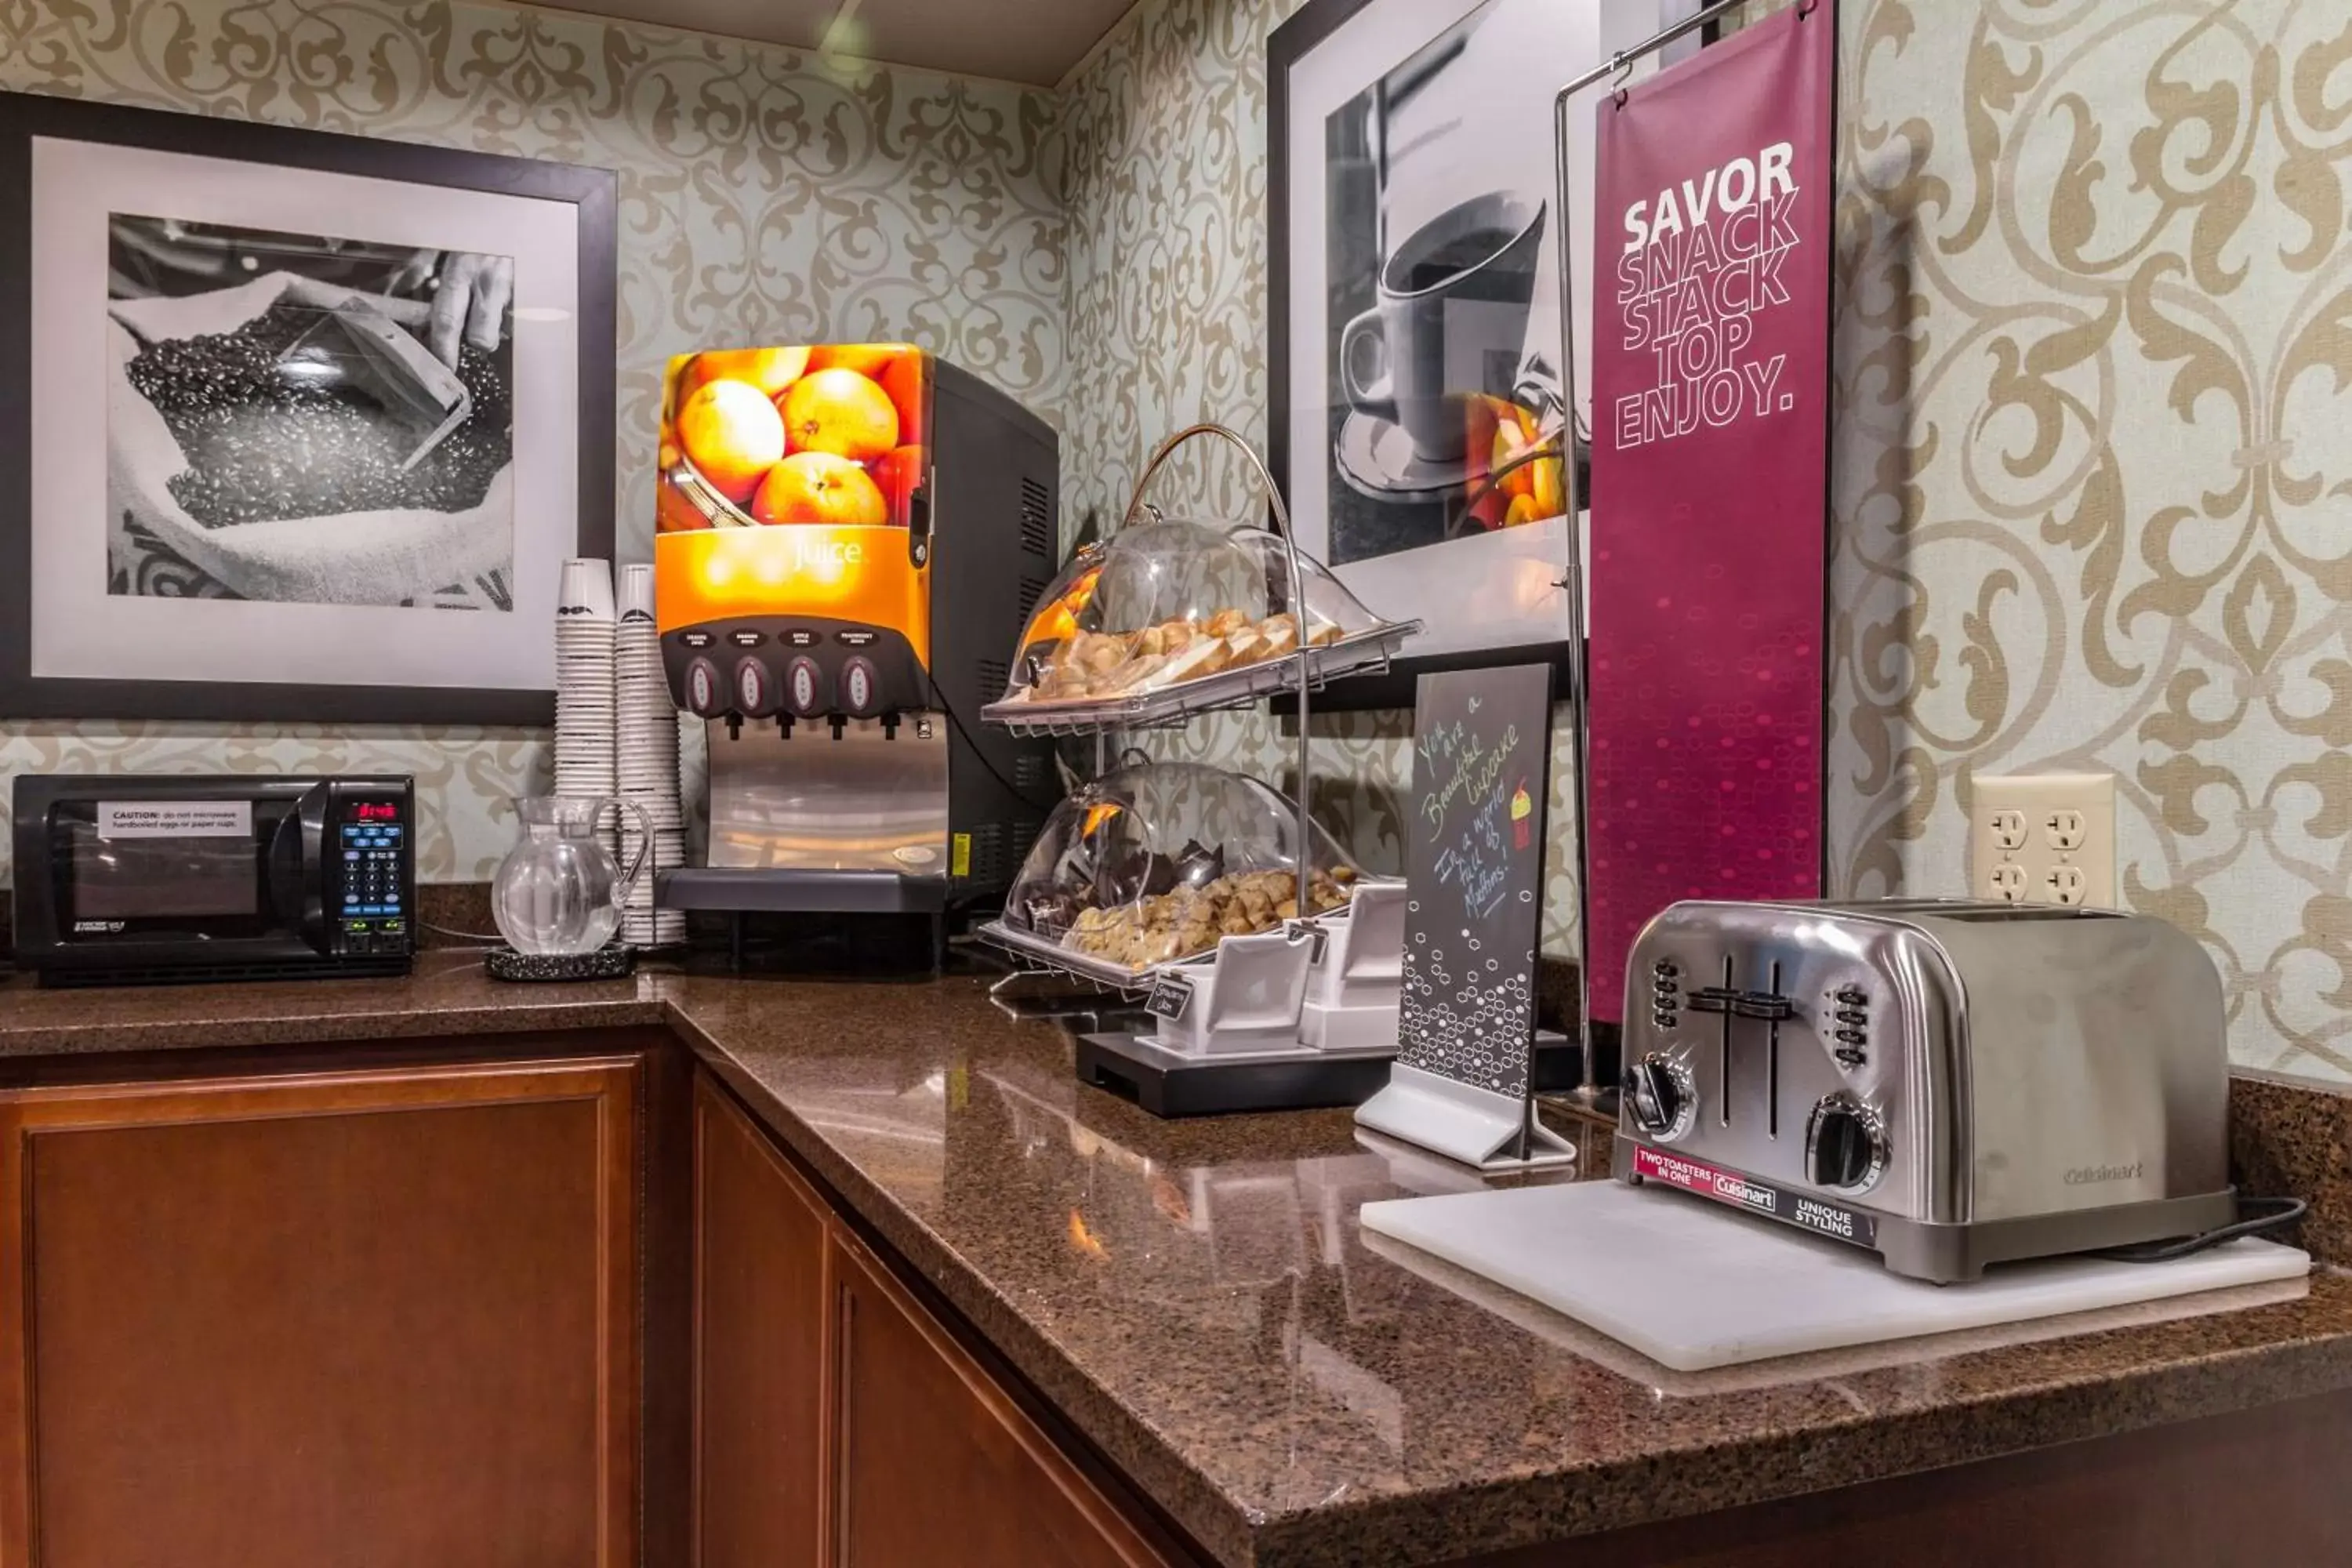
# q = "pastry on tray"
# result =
<box><xmin>996</xmin><ymin>517</ymin><xmax>1394</xmax><ymax>709</ymax></box>
<box><xmin>1004</xmin><ymin>760</ymin><xmax>1367</xmax><ymax>973</ymax></box>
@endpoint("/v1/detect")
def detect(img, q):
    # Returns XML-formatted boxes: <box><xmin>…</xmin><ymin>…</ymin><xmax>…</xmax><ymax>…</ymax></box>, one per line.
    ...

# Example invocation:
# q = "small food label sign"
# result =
<box><xmin>1397</xmin><ymin>663</ymin><xmax>1554</xmax><ymax>1098</ymax></box>
<box><xmin>1147</xmin><ymin>972</ymin><xmax>1194</xmax><ymax>1022</ymax></box>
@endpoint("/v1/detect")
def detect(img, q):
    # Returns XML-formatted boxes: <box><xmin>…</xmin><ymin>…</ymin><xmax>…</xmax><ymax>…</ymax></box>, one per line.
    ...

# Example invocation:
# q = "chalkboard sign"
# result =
<box><xmin>1397</xmin><ymin>662</ymin><xmax>1554</xmax><ymax>1100</ymax></box>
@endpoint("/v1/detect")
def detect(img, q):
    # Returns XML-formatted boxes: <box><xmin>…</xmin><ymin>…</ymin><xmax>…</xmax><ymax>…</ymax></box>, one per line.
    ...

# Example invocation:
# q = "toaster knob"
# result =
<box><xmin>1806</xmin><ymin>1095</ymin><xmax>1888</xmax><ymax>1194</ymax></box>
<box><xmin>1624</xmin><ymin>1054</ymin><xmax>1696</xmax><ymax>1142</ymax></box>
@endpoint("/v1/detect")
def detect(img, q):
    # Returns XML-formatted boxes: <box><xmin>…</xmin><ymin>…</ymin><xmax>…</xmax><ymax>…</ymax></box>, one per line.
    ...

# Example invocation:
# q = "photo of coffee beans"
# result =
<box><xmin>124</xmin><ymin>299</ymin><xmax>514</xmax><ymax>528</ymax></box>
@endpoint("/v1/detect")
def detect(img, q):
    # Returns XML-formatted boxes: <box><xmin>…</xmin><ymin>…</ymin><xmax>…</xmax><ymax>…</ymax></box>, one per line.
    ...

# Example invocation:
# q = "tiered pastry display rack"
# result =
<box><xmin>975</xmin><ymin>424</ymin><xmax>1419</xmax><ymax>1112</ymax></box>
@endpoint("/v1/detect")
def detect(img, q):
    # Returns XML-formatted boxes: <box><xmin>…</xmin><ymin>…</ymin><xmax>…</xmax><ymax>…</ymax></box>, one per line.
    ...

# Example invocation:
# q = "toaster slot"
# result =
<box><xmin>1683</xmin><ymin>960</ymin><xmax>1796</xmax><ymax>1132</ymax></box>
<box><xmin>1715</xmin><ymin>955</ymin><xmax>1734</xmax><ymax>1127</ymax></box>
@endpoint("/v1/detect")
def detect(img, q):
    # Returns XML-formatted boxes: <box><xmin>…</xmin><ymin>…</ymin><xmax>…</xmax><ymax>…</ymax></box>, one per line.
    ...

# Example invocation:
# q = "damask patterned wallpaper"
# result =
<box><xmin>0</xmin><ymin>0</ymin><xmax>1062</xmax><ymax>884</ymax></box>
<box><xmin>1830</xmin><ymin>0</ymin><xmax>2352</xmax><ymax>1082</ymax></box>
<box><xmin>1059</xmin><ymin>0</ymin><xmax>2352</xmax><ymax>1082</ymax></box>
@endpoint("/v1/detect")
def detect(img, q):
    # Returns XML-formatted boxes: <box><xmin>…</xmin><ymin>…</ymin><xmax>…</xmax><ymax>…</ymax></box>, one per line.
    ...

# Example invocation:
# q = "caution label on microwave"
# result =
<box><xmin>99</xmin><ymin>801</ymin><xmax>252</xmax><ymax>839</ymax></box>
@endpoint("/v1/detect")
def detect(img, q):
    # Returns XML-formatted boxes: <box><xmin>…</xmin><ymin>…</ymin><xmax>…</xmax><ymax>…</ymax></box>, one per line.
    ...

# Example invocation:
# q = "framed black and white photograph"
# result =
<box><xmin>1271</xmin><ymin>0</ymin><xmax>1626</xmax><ymax>706</ymax></box>
<box><xmin>0</xmin><ymin>93</ymin><xmax>616</xmax><ymax>725</ymax></box>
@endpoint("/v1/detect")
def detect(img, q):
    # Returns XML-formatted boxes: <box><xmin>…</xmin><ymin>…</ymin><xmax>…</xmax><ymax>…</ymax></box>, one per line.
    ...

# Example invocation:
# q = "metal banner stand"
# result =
<box><xmin>1546</xmin><ymin>0</ymin><xmax>1754</xmax><ymax>1110</ymax></box>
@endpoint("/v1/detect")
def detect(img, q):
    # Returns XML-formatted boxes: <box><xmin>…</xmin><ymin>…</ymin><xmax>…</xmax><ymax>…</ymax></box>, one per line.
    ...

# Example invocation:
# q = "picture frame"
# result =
<box><xmin>1270</xmin><ymin>0</ymin><xmax>1706</xmax><ymax>710</ymax></box>
<box><xmin>0</xmin><ymin>92</ymin><xmax>617</xmax><ymax>727</ymax></box>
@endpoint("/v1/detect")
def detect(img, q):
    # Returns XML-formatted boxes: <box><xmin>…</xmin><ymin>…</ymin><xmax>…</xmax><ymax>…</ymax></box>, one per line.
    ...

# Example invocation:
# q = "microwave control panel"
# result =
<box><xmin>332</xmin><ymin>793</ymin><xmax>414</xmax><ymax>955</ymax></box>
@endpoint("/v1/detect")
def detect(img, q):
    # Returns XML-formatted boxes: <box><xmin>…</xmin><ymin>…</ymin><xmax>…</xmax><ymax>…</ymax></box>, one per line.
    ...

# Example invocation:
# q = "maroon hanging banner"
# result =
<box><xmin>1585</xmin><ymin>2</ymin><xmax>1834</xmax><ymax>1022</ymax></box>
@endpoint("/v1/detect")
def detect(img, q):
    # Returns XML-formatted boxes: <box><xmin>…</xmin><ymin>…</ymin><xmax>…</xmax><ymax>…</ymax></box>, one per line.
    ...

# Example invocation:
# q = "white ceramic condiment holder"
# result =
<box><xmin>1298</xmin><ymin>880</ymin><xmax>1406</xmax><ymax>1051</ymax></box>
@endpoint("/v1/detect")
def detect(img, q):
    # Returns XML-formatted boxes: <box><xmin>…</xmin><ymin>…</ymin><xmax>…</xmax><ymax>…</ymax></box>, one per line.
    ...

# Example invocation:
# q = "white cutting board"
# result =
<box><xmin>1359</xmin><ymin>1179</ymin><xmax>2310</xmax><ymax>1373</ymax></box>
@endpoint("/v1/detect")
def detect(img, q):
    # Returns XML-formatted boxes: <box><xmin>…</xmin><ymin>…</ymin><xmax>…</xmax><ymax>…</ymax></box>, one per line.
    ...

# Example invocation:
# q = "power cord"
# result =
<box><xmin>421</xmin><ymin>920</ymin><xmax>505</xmax><ymax>946</ymax></box>
<box><xmin>2092</xmin><ymin>1196</ymin><xmax>2307</xmax><ymax>1263</ymax></box>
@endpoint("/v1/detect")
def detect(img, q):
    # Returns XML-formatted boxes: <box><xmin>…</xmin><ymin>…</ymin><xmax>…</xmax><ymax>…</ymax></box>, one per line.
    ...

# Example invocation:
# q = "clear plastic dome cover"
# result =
<box><xmin>1002</xmin><ymin>519</ymin><xmax>1392</xmax><ymax>706</ymax></box>
<box><xmin>1005</xmin><ymin>760</ymin><xmax>1363</xmax><ymax>969</ymax></box>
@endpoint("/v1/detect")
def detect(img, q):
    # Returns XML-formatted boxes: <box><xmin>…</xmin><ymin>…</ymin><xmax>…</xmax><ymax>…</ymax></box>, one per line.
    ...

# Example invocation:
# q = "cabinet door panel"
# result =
<box><xmin>0</xmin><ymin>1059</ymin><xmax>639</xmax><ymax>1568</ymax></box>
<box><xmin>693</xmin><ymin>1076</ymin><xmax>831</xmax><ymax>1568</ymax></box>
<box><xmin>832</xmin><ymin>1232</ymin><xmax>1171</xmax><ymax>1568</ymax></box>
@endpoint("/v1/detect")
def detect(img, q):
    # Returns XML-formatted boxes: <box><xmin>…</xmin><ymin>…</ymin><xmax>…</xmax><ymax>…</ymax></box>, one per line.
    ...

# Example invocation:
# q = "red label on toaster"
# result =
<box><xmin>1631</xmin><ymin>1146</ymin><xmax>1877</xmax><ymax>1247</ymax></box>
<box><xmin>1632</xmin><ymin>1146</ymin><xmax>1778</xmax><ymax>1215</ymax></box>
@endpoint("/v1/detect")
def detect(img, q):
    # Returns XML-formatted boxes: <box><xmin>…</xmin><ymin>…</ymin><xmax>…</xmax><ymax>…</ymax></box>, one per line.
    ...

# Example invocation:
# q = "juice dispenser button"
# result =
<box><xmin>734</xmin><ymin>657</ymin><xmax>777</xmax><ymax>717</ymax></box>
<box><xmin>840</xmin><ymin>655</ymin><xmax>880</xmax><ymax>717</ymax></box>
<box><xmin>785</xmin><ymin>655</ymin><xmax>826</xmax><ymax>718</ymax></box>
<box><xmin>684</xmin><ymin>657</ymin><xmax>724</xmax><ymax>717</ymax></box>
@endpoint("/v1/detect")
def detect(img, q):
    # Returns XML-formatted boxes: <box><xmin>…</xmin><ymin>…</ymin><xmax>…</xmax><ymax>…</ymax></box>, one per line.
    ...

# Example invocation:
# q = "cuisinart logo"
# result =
<box><xmin>2064</xmin><ymin>1160</ymin><xmax>2144</xmax><ymax>1186</ymax></box>
<box><xmin>1640</xmin><ymin>1149</ymin><xmax>1778</xmax><ymax>1216</ymax></box>
<box><xmin>72</xmin><ymin>920</ymin><xmax>126</xmax><ymax>934</ymax></box>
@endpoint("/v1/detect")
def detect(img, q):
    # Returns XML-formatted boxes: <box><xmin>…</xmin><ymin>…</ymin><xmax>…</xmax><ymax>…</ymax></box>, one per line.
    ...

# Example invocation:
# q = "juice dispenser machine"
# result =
<box><xmin>653</xmin><ymin>344</ymin><xmax>1059</xmax><ymax>956</ymax></box>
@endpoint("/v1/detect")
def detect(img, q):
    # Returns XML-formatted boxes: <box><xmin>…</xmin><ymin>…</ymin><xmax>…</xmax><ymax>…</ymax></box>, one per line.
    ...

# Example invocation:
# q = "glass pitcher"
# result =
<box><xmin>492</xmin><ymin>796</ymin><xmax>652</xmax><ymax>956</ymax></box>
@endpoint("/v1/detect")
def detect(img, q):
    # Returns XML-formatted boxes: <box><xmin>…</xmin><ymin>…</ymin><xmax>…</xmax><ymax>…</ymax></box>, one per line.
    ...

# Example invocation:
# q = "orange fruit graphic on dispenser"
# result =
<box><xmin>674</xmin><ymin>379</ymin><xmax>786</xmax><ymax>504</ymax></box>
<box><xmin>780</xmin><ymin>368</ymin><xmax>899</xmax><ymax>463</ymax></box>
<box><xmin>807</xmin><ymin>343</ymin><xmax>898</xmax><ymax>379</ymax></box>
<box><xmin>753</xmin><ymin>452</ymin><xmax>887</xmax><ymax>527</ymax></box>
<box><xmin>657</xmin><ymin>343</ymin><xmax>931</xmax><ymax>532</ymax></box>
<box><xmin>681</xmin><ymin>345</ymin><xmax>811</xmax><ymax>398</ymax></box>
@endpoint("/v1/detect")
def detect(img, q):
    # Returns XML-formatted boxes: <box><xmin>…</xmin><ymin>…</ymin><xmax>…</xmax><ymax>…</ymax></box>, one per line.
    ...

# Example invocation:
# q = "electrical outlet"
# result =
<box><xmin>1970</xmin><ymin>772</ymin><xmax>2117</xmax><ymax>909</ymax></box>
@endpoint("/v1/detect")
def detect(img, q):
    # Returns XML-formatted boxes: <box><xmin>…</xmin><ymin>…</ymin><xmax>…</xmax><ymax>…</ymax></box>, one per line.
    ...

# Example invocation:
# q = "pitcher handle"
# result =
<box><xmin>598</xmin><ymin>797</ymin><xmax>655</xmax><ymax>907</ymax></box>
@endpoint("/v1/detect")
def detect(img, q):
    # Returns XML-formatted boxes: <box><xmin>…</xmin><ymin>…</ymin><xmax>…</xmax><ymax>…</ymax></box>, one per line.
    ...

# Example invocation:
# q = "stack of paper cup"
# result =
<box><xmin>554</xmin><ymin>560</ymin><xmax>618</xmax><ymax>852</ymax></box>
<box><xmin>616</xmin><ymin>564</ymin><xmax>688</xmax><ymax>949</ymax></box>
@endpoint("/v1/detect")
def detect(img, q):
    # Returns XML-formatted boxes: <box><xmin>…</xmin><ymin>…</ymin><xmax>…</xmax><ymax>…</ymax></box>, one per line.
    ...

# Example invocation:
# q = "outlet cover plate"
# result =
<box><xmin>1970</xmin><ymin>772</ymin><xmax>2117</xmax><ymax>909</ymax></box>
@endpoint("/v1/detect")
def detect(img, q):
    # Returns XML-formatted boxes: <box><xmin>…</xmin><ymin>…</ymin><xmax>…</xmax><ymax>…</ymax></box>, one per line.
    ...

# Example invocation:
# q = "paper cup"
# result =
<box><xmin>559</xmin><ymin>557</ymin><xmax>615</xmax><ymax>622</ymax></box>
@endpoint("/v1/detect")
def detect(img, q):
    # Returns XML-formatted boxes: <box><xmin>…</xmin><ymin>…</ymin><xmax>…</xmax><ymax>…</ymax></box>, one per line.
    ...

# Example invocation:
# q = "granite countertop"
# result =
<box><xmin>3</xmin><ymin>955</ymin><xmax>2350</xmax><ymax>1567</ymax></box>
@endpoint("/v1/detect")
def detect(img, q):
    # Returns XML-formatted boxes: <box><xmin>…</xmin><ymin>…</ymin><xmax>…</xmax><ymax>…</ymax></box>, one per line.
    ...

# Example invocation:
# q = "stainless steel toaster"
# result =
<box><xmin>1615</xmin><ymin>899</ymin><xmax>2236</xmax><ymax>1282</ymax></box>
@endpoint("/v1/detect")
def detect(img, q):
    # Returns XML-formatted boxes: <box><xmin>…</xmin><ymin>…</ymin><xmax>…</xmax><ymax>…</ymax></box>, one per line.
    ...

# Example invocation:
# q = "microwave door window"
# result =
<box><xmin>56</xmin><ymin>811</ymin><xmax>281</xmax><ymax>941</ymax></box>
<box><xmin>72</xmin><ymin>835</ymin><xmax>258</xmax><ymax>919</ymax></box>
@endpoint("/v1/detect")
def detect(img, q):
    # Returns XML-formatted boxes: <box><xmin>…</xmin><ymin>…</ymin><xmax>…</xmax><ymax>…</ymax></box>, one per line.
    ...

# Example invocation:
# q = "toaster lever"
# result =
<box><xmin>1686</xmin><ymin>985</ymin><xmax>1793</xmax><ymax>1022</ymax></box>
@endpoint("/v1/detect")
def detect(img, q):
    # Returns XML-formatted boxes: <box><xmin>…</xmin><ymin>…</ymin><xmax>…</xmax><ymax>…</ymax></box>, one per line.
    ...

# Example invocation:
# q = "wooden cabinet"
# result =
<box><xmin>691</xmin><ymin>1074</ymin><xmax>1184</xmax><ymax>1568</ymax></box>
<box><xmin>692</xmin><ymin>1072</ymin><xmax>833</xmax><ymax>1568</ymax></box>
<box><xmin>829</xmin><ymin>1228</ymin><xmax>1174</xmax><ymax>1568</ymax></box>
<box><xmin>0</xmin><ymin>1057</ymin><xmax>641</xmax><ymax>1568</ymax></box>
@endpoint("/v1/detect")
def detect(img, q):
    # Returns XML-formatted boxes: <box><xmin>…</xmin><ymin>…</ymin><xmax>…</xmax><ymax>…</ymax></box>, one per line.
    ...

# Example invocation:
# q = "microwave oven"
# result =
<box><xmin>11</xmin><ymin>774</ymin><xmax>416</xmax><ymax>987</ymax></box>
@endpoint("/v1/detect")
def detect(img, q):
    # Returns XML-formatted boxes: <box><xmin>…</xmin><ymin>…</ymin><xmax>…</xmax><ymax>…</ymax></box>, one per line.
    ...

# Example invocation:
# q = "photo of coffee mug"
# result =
<box><xmin>1340</xmin><ymin>191</ymin><xmax>1545</xmax><ymax>464</ymax></box>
